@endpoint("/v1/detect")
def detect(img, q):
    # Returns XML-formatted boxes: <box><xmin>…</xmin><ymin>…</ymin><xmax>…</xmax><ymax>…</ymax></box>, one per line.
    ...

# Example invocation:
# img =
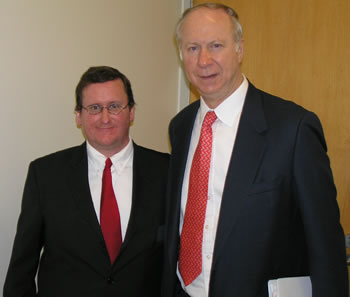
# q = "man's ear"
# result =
<box><xmin>236</xmin><ymin>39</ymin><xmax>244</xmax><ymax>62</ymax></box>
<box><xmin>129</xmin><ymin>106</ymin><xmax>135</xmax><ymax>124</ymax></box>
<box><xmin>75</xmin><ymin>111</ymin><xmax>81</xmax><ymax>128</ymax></box>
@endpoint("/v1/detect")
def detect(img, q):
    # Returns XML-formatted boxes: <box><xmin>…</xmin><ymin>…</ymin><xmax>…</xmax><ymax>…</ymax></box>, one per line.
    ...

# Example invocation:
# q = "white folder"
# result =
<box><xmin>268</xmin><ymin>276</ymin><xmax>311</xmax><ymax>297</ymax></box>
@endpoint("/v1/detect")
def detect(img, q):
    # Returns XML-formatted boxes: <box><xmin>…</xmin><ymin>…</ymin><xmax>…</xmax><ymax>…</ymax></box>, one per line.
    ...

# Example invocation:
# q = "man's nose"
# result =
<box><xmin>101</xmin><ymin>107</ymin><xmax>111</xmax><ymax>122</ymax></box>
<box><xmin>198</xmin><ymin>48</ymin><xmax>212</xmax><ymax>67</ymax></box>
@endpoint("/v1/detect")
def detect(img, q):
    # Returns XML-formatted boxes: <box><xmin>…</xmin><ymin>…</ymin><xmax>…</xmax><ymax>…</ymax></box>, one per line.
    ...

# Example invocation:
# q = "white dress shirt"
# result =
<box><xmin>87</xmin><ymin>139</ymin><xmax>133</xmax><ymax>240</ymax></box>
<box><xmin>178</xmin><ymin>76</ymin><xmax>248</xmax><ymax>297</ymax></box>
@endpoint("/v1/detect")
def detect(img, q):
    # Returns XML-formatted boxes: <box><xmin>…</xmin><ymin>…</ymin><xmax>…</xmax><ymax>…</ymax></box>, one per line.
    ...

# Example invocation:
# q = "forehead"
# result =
<box><xmin>82</xmin><ymin>79</ymin><xmax>127</xmax><ymax>104</ymax></box>
<box><xmin>181</xmin><ymin>8</ymin><xmax>233</xmax><ymax>43</ymax></box>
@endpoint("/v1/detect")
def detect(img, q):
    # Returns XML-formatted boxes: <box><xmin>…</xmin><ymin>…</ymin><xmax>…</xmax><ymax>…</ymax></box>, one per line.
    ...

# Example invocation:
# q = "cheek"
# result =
<box><xmin>80</xmin><ymin>118</ymin><xmax>98</xmax><ymax>132</ymax></box>
<box><xmin>185</xmin><ymin>67</ymin><xmax>198</xmax><ymax>84</ymax></box>
<box><xmin>221</xmin><ymin>58</ymin><xmax>236</xmax><ymax>74</ymax></box>
<box><xmin>184</xmin><ymin>57</ymin><xmax>197</xmax><ymax>71</ymax></box>
<box><xmin>112</xmin><ymin>115</ymin><xmax>128</xmax><ymax>129</ymax></box>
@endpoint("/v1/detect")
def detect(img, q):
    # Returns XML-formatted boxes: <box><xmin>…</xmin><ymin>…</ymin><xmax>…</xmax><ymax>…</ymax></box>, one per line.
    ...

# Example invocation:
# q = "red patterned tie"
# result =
<box><xmin>179</xmin><ymin>111</ymin><xmax>217</xmax><ymax>286</ymax></box>
<box><xmin>100</xmin><ymin>158</ymin><xmax>122</xmax><ymax>264</ymax></box>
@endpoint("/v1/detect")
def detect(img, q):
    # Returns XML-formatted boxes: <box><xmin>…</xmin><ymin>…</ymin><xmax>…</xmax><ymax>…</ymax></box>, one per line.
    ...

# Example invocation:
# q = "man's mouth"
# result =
<box><xmin>199</xmin><ymin>73</ymin><xmax>218</xmax><ymax>80</ymax></box>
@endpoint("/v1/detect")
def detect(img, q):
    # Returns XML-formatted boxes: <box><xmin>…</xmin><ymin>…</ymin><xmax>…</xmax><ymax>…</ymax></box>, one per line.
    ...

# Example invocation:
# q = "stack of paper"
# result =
<box><xmin>268</xmin><ymin>276</ymin><xmax>311</xmax><ymax>297</ymax></box>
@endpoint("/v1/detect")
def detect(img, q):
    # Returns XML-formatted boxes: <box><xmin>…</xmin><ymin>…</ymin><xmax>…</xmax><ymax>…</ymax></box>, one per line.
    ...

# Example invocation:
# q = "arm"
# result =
<box><xmin>3</xmin><ymin>162</ymin><xmax>44</xmax><ymax>297</ymax></box>
<box><xmin>293</xmin><ymin>112</ymin><xmax>348</xmax><ymax>296</ymax></box>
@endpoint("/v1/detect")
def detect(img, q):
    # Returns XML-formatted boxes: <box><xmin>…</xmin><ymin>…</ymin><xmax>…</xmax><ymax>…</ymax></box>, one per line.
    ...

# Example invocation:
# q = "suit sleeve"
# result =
<box><xmin>3</xmin><ymin>162</ymin><xmax>44</xmax><ymax>297</ymax></box>
<box><xmin>293</xmin><ymin>111</ymin><xmax>348</xmax><ymax>296</ymax></box>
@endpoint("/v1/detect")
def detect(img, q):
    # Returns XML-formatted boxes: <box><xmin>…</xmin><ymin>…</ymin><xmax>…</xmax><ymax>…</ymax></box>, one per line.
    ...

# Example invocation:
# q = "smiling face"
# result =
<box><xmin>180</xmin><ymin>7</ymin><xmax>244</xmax><ymax>108</ymax></box>
<box><xmin>75</xmin><ymin>79</ymin><xmax>135</xmax><ymax>157</ymax></box>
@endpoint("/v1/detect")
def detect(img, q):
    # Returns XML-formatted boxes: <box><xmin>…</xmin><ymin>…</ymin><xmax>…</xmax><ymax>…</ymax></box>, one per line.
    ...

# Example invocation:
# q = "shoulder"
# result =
<box><xmin>247</xmin><ymin>81</ymin><xmax>318</xmax><ymax>125</ymax></box>
<box><xmin>169</xmin><ymin>100</ymin><xmax>200</xmax><ymax>140</ymax></box>
<box><xmin>248</xmin><ymin>81</ymin><xmax>311</xmax><ymax>115</ymax></box>
<box><xmin>170</xmin><ymin>100</ymin><xmax>199</xmax><ymax>127</ymax></box>
<box><xmin>30</xmin><ymin>143</ymin><xmax>86</xmax><ymax>169</ymax></box>
<box><xmin>133</xmin><ymin>143</ymin><xmax>169</xmax><ymax>164</ymax></box>
<box><xmin>246</xmin><ymin>82</ymin><xmax>326</xmax><ymax>150</ymax></box>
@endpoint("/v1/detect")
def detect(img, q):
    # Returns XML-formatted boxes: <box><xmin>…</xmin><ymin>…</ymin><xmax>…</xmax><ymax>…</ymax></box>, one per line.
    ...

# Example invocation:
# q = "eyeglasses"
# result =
<box><xmin>81</xmin><ymin>103</ymin><xmax>128</xmax><ymax>115</ymax></box>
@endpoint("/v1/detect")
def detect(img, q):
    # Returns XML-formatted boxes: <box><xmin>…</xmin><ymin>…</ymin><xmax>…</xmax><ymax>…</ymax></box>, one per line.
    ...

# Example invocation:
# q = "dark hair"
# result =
<box><xmin>75</xmin><ymin>66</ymin><xmax>135</xmax><ymax>111</ymax></box>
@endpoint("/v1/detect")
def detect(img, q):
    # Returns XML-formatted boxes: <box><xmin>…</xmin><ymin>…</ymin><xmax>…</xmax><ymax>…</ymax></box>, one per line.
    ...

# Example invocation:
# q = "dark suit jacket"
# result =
<box><xmin>162</xmin><ymin>82</ymin><xmax>348</xmax><ymax>297</ymax></box>
<box><xmin>4</xmin><ymin>142</ymin><xmax>169</xmax><ymax>297</ymax></box>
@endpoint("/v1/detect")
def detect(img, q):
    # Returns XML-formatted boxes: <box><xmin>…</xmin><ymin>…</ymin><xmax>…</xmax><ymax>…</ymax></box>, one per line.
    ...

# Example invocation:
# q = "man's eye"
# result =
<box><xmin>188</xmin><ymin>46</ymin><xmax>198</xmax><ymax>52</ymax></box>
<box><xmin>109</xmin><ymin>103</ymin><xmax>121</xmax><ymax>110</ymax></box>
<box><xmin>89</xmin><ymin>104</ymin><xmax>101</xmax><ymax>111</ymax></box>
<box><xmin>212</xmin><ymin>43</ymin><xmax>222</xmax><ymax>48</ymax></box>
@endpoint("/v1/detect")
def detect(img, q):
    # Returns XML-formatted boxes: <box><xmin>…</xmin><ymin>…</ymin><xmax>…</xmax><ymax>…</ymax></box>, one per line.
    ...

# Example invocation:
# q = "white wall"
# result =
<box><xmin>0</xmin><ymin>0</ymin><xmax>183</xmax><ymax>289</ymax></box>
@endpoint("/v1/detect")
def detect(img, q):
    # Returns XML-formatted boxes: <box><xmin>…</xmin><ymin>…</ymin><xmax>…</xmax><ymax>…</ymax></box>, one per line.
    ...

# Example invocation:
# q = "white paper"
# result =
<box><xmin>268</xmin><ymin>276</ymin><xmax>311</xmax><ymax>297</ymax></box>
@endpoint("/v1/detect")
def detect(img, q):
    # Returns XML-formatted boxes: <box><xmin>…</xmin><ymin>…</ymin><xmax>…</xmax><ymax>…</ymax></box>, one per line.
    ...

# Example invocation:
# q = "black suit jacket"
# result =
<box><xmin>4</xmin><ymin>142</ymin><xmax>169</xmax><ymax>297</ymax></box>
<box><xmin>163</xmin><ymin>82</ymin><xmax>348</xmax><ymax>297</ymax></box>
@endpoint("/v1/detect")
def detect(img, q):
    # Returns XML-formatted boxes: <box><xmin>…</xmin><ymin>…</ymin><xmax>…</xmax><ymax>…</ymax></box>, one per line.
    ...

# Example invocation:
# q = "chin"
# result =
<box><xmin>200</xmin><ymin>87</ymin><xmax>221</xmax><ymax>97</ymax></box>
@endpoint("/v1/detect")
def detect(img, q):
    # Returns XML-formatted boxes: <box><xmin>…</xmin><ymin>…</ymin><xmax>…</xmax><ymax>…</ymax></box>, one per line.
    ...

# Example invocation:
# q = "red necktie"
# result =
<box><xmin>100</xmin><ymin>158</ymin><xmax>122</xmax><ymax>264</ymax></box>
<box><xmin>179</xmin><ymin>111</ymin><xmax>217</xmax><ymax>286</ymax></box>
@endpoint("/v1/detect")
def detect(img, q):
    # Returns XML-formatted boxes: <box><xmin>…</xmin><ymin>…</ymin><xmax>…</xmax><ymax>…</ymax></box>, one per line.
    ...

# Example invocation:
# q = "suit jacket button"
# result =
<box><xmin>107</xmin><ymin>277</ymin><xmax>115</xmax><ymax>284</ymax></box>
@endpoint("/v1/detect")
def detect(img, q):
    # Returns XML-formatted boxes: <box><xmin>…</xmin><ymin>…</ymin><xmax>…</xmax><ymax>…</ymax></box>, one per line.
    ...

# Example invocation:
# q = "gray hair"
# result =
<box><xmin>175</xmin><ymin>3</ymin><xmax>243</xmax><ymax>52</ymax></box>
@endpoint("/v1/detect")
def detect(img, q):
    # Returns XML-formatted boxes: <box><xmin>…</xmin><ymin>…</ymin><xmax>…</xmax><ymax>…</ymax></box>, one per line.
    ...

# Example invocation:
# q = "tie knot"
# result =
<box><xmin>105</xmin><ymin>158</ymin><xmax>112</xmax><ymax>169</ymax></box>
<box><xmin>203</xmin><ymin>111</ymin><xmax>217</xmax><ymax>128</ymax></box>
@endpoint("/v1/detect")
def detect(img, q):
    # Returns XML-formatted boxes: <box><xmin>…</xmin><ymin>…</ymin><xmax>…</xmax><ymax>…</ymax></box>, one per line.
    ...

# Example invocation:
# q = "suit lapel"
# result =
<box><xmin>120</xmin><ymin>143</ymin><xmax>146</xmax><ymax>247</ymax></box>
<box><xmin>112</xmin><ymin>143</ymin><xmax>152</xmax><ymax>270</ymax></box>
<box><xmin>213</xmin><ymin>83</ymin><xmax>268</xmax><ymax>258</ymax></box>
<box><xmin>167</xmin><ymin>102</ymin><xmax>199</xmax><ymax>263</ymax></box>
<box><xmin>65</xmin><ymin>143</ymin><xmax>104</xmax><ymax>242</ymax></box>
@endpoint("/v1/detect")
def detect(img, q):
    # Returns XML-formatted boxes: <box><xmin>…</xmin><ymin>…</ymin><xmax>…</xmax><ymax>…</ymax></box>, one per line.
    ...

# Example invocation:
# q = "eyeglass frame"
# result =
<box><xmin>80</xmin><ymin>102</ymin><xmax>130</xmax><ymax>115</ymax></box>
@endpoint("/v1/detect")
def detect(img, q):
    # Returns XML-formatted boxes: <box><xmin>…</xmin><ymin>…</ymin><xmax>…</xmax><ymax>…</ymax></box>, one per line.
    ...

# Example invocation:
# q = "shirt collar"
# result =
<box><xmin>86</xmin><ymin>138</ymin><xmax>134</xmax><ymax>174</ymax></box>
<box><xmin>199</xmin><ymin>75</ymin><xmax>248</xmax><ymax>127</ymax></box>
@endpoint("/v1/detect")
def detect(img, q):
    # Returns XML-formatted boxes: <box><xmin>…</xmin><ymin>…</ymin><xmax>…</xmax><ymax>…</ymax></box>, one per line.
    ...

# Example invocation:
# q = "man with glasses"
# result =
<box><xmin>4</xmin><ymin>66</ymin><xmax>169</xmax><ymax>297</ymax></box>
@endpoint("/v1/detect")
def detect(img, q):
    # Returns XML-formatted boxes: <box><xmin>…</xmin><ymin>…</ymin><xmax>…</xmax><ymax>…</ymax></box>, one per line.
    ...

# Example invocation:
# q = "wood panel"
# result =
<box><xmin>193</xmin><ymin>0</ymin><xmax>350</xmax><ymax>262</ymax></box>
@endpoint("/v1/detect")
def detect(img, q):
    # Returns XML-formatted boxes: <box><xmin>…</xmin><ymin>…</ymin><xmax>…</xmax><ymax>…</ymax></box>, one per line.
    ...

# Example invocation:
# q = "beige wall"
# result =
<box><xmin>0</xmin><ymin>0</ymin><xmax>182</xmax><ymax>287</ymax></box>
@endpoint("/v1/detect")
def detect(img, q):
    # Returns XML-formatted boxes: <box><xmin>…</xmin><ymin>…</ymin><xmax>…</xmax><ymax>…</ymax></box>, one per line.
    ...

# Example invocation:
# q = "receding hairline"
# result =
<box><xmin>175</xmin><ymin>4</ymin><xmax>243</xmax><ymax>48</ymax></box>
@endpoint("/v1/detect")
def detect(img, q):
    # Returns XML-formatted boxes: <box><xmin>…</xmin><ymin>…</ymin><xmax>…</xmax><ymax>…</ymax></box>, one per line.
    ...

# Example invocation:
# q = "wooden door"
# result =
<box><xmin>192</xmin><ymin>0</ymin><xmax>350</xmax><ymax>259</ymax></box>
